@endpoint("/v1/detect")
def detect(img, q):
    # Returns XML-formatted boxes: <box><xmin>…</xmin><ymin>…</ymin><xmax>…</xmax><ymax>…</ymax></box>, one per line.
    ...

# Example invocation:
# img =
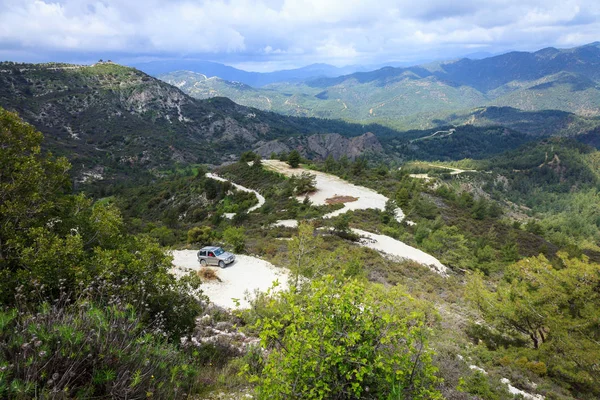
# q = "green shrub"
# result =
<box><xmin>223</xmin><ymin>226</ymin><xmax>246</xmax><ymax>253</ymax></box>
<box><xmin>247</xmin><ymin>276</ymin><xmax>441</xmax><ymax>399</ymax></box>
<box><xmin>0</xmin><ymin>298</ymin><xmax>200</xmax><ymax>399</ymax></box>
<box><xmin>287</xmin><ymin>150</ymin><xmax>301</xmax><ymax>168</ymax></box>
<box><xmin>188</xmin><ymin>226</ymin><xmax>214</xmax><ymax>245</ymax></box>
<box><xmin>457</xmin><ymin>372</ymin><xmax>509</xmax><ymax>400</ymax></box>
<box><xmin>526</xmin><ymin>360</ymin><xmax>547</xmax><ymax>376</ymax></box>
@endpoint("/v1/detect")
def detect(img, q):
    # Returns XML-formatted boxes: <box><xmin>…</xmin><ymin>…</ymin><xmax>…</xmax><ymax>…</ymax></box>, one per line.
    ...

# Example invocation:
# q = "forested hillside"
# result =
<box><xmin>2</xmin><ymin>57</ymin><xmax>600</xmax><ymax>400</ymax></box>
<box><xmin>2</xmin><ymin>62</ymin><xmax>562</xmax><ymax>187</ymax></box>
<box><xmin>163</xmin><ymin>43</ymin><xmax>600</xmax><ymax>132</ymax></box>
<box><xmin>2</xmin><ymin>99</ymin><xmax>600</xmax><ymax>399</ymax></box>
<box><xmin>0</xmin><ymin>62</ymin><xmax>400</xmax><ymax>181</ymax></box>
<box><xmin>4</xmin><ymin>0</ymin><xmax>600</xmax><ymax>398</ymax></box>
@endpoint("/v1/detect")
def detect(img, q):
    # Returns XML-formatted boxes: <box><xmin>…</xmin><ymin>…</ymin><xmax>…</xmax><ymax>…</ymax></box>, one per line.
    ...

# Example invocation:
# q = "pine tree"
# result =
<box><xmin>288</xmin><ymin>150</ymin><xmax>301</xmax><ymax>168</ymax></box>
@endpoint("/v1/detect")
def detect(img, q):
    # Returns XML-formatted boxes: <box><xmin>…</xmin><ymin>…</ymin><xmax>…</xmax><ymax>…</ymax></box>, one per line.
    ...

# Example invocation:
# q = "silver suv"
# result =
<box><xmin>197</xmin><ymin>246</ymin><xmax>235</xmax><ymax>268</ymax></box>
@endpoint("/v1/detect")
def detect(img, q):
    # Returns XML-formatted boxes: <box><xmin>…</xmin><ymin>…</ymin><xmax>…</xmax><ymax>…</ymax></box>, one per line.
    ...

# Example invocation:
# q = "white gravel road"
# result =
<box><xmin>406</xmin><ymin>164</ymin><xmax>477</xmax><ymax>181</ymax></box>
<box><xmin>170</xmin><ymin>250</ymin><xmax>289</xmax><ymax>309</ymax></box>
<box><xmin>353</xmin><ymin>229</ymin><xmax>448</xmax><ymax>275</ymax></box>
<box><xmin>269</xmin><ymin>221</ymin><xmax>447</xmax><ymax>275</ymax></box>
<box><xmin>272</xmin><ymin>219</ymin><xmax>299</xmax><ymax>228</ymax></box>
<box><xmin>260</xmin><ymin>160</ymin><xmax>447</xmax><ymax>275</ymax></box>
<box><xmin>263</xmin><ymin>160</ymin><xmax>405</xmax><ymax>222</ymax></box>
<box><xmin>207</xmin><ymin>162</ymin><xmax>447</xmax><ymax>278</ymax></box>
<box><xmin>206</xmin><ymin>173</ymin><xmax>265</xmax><ymax>212</ymax></box>
<box><xmin>428</xmin><ymin>164</ymin><xmax>476</xmax><ymax>175</ymax></box>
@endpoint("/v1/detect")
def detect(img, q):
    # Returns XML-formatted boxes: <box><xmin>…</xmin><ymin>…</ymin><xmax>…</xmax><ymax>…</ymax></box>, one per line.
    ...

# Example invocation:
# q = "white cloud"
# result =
<box><xmin>0</xmin><ymin>0</ymin><xmax>599</xmax><ymax>67</ymax></box>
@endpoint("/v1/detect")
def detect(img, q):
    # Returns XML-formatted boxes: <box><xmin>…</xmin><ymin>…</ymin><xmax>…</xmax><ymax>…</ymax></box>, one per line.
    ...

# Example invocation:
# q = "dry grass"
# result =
<box><xmin>325</xmin><ymin>195</ymin><xmax>358</xmax><ymax>204</ymax></box>
<box><xmin>198</xmin><ymin>268</ymin><xmax>222</xmax><ymax>282</ymax></box>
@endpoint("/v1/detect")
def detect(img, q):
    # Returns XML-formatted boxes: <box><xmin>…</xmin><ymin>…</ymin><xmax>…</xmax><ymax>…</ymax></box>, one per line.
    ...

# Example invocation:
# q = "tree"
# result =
<box><xmin>396</xmin><ymin>187</ymin><xmax>411</xmax><ymax>207</ymax></box>
<box><xmin>223</xmin><ymin>226</ymin><xmax>246</xmax><ymax>253</ymax></box>
<box><xmin>332</xmin><ymin>214</ymin><xmax>350</xmax><ymax>234</ymax></box>
<box><xmin>286</xmin><ymin>222</ymin><xmax>324</xmax><ymax>287</ymax></box>
<box><xmin>0</xmin><ymin>107</ymin><xmax>204</xmax><ymax>337</ymax></box>
<box><xmin>249</xmin><ymin>276</ymin><xmax>441</xmax><ymax>399</ymax></box>
<box><xmin>383</xmin><ymin>198</ymin><xmax>398</xmax><ymax>224</ymax></box>
<box><xmin>287</xmin><ymin>150</ymin><xmax>301</xmax><ymax>168</ymax></box>
<box><xmin>0</xmin><ymin>108</ymin><xmax>71</xmax><ymax>268</ymax></box>
<box><xmin>466</xmin><ymin>254</ymin><xmax>600</xmax><ymax>395</ymax></box>
<box><xmin>338</xmin><ymin>154</ymin><xmax>350</xmax><ymax>171</ymax></box>
<box><xmin>240</xmin><ymin>151</ymin><xmax>258</xmax><ymax>162</ymax></box>
<box><xmin>471</xmin><ymin>198</ymin><xmax>488</xmax><ymax>220</ymax></box>
<box><xmin>422</xmin><ymin>226</ymin><xmax>473</xmax><ymax>270</ymax></box>
<box><xmin>324</xmin><ymin>154</ymin><xmax>336</xmax><ymax>172</ymax></box>
<box><xmin>291</xmin><ymin>172</ymin><xmax>316</xmax><ymax>195</ymax></box>
<box><xmin>487</xmin><ymin>201</ymin><xmax>503</xmax><ymax>218</ymax></box>
<box><xmin>500</xmin><ymin>241</ymin><xmax>520</xmax><ymax>263</ymax></box>
<box><xmin>187</xmin><ymin>226</ymin><xmax>214</xmax><ymax>245</ymax></box>
<box><xmin>412</xmin><ymin>196</ymin><xmax>439</xmax><ymax>220</ymax></box>
<box><xmin>457</xmin><ymin>192</ymin><xmax>474</xmax><ymax>209</ymax></box>
<box><xmin>351</xmin><ymin>157</ymin><xmax>367</xmax><ymax>176</ymax></box>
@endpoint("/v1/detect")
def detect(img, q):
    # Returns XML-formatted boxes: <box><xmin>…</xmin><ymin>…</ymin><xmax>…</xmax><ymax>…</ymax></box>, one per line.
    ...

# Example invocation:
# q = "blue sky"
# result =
<box><xmin>1</xmin><ymin>0</ymin><xmax>599</xmax><ymax>71</ymax></box>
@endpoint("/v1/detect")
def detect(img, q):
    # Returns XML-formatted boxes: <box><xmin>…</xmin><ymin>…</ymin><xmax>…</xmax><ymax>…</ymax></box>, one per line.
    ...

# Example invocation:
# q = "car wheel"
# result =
<box><xmin>200</xmin><ymin>259</ymin><xmax>207</xmax><ymax>266</ymax></box>
<box><xmin>219</xmin><ymin>260</ymin><xmax>225</xmax><ymax>269</ymax></box>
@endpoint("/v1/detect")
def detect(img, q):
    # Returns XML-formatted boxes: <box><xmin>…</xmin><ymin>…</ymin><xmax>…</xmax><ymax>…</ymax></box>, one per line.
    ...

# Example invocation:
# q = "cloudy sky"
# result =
<box><xmin>1</xmin><ymin>0</ymin><xmax>599</xmax><ymax>71</ymax></box>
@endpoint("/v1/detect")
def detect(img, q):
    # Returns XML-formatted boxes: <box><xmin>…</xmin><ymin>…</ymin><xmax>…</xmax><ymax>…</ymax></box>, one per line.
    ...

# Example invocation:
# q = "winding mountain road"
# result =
<box><xmin>171</xmin><ymin>164</ymin><xmax>448</xmax><ymax>310</ymax></box>
<box><xmin>206</xmin><ymin>172</ymin><xmax>265</xmax><ymax>212</ymax></box>
<box><xmin>263</xmin><ymin>160</ymin><xmax>406</xmax><ymax>222</ymax></box>
<box><xmin>263</xmin><ymin>160</ymin><xmax>447</xmax><ymax>275</ymax></box>
<box><xmin>409</xmin><ymin>128</ymin><xmax>456</xmax><ymax>143</ymax></box>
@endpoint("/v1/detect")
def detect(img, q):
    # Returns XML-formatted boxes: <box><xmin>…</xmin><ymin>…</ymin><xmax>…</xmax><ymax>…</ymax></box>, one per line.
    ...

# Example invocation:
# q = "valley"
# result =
<box><xmin>159</xmin><ymin>42</ymin><xmax>600</xmax><ymax>133</ymax></box>
<box><xmin>2</xmin><ymin>42</ymin><xmax>600</xmax><ymax>400</ymax></box>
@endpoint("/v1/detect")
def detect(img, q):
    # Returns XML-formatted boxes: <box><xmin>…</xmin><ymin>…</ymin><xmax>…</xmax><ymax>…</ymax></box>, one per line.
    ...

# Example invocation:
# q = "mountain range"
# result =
<box><xmin>0</xmin><ymin>61</ymin><xmax>401</xmax><ymax>181</ymax></box>
<box><xmin>130</xmin><ymin>60</ymin><xmax>367</xmax><ymax>87</ymax></box>
<box><xmin>159</xmin><ymin>42</ymin><xmax>600</xmax><ymax>131</ymax></box>
<box><xmin>3</xmin><ymin>50</ymin><xmax>600</xmax><ymax>186</ymax></box>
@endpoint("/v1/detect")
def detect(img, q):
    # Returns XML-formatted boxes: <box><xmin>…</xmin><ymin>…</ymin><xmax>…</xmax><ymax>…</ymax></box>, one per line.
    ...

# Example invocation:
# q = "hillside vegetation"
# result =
<box><xmin>0</xmin><ymin>62</ymin><xmax>401</xmax><ymax>181</ymax></box>
<box><xmin>163</xmin><ymin>43</ymin><xmax>600</xmax><ymax>132</ymax></box>
<box><xmin>2</xmin><ymin>50</ymin><xmax>600</xmax><ymax>399</ymax></box>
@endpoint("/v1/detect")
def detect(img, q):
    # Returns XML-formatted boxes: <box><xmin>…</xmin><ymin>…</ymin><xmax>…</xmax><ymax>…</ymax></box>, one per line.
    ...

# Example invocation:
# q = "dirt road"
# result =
<box><xmin>170</xmin><ymin>250</ymin><xmax>289</xmax><ymax>309</ymax></box>
<box><xmin>263</xmin><ymin>160</ymin><xmax>406</xmax><ymax>222</ymax></box>
<box><xmin>206</xmin><ymin>172</ymin><xmax>265</xmax><ymax>212</ymax></box>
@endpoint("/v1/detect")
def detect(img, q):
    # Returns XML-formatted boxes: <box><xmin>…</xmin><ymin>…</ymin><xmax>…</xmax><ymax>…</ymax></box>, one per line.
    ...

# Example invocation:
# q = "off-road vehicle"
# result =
<box><xmin>197</xmin><ymin>246</ymin><xmax>235</xmax><ymax>268</ymax></box>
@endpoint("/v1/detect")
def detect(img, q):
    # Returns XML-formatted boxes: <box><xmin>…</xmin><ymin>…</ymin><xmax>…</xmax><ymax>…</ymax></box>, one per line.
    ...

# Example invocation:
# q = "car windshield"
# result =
<box><xmin>214</xmin><ymin>248</ymin><xmax>224</xmax><ymax>256</ymax></box>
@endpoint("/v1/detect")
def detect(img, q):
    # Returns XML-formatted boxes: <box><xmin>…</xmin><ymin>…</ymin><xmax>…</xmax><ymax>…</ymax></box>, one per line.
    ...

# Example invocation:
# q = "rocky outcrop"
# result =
<box><xmin>254</xmin><ymin>140</ymin><xmax>291</xmax><ymax>158</ymax></box>
<box><xmin>0</xmin><ymin>62</ymin><xmax>392</xmax><ymax>179</ymax></box>
<box><xmin>305</xmin><ymin>132</ymin><xmax>383</xmax><ymax>160</ymax></box>
<box><xmin>254</xmin><ymin>132</ymin><xmax>383</xmax><ymax>160</ymax></box>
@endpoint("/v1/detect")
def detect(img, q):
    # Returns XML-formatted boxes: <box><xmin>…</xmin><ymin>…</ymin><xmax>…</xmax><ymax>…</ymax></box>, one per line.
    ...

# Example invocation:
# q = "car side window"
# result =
<box><xmin>208</xmin><ymin>252</ymin><xmax>214</xmax><ymax>257</ymax></box>
<box><xmin>199</xmin><ymin>251</ymin><xmax>206</xmax><ymax>256</ymax></box>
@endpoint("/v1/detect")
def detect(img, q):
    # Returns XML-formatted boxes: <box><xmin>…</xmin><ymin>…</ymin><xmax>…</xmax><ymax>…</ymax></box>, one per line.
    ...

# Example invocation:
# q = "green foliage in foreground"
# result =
<box><xmin>467</xmin><ymin>254</ymin><xmax>600</xmax><ymax>397</ymax></box>
<box><xmin>0</xmin><ymin>298</ymin><xmax>199</xmax><ymax>399</ymax></box>
<box><xmin>0</xmin><ymin>107</ymin><xmax>204</xmax><ymax>337</ymax></box>
<box><xmin>247</xmin><ymin>276</ymin><xmax>441</xmax><ymax>400</ymax></box>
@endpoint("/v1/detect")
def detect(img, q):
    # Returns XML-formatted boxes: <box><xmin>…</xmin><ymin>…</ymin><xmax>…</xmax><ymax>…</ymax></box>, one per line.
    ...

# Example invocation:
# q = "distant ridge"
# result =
<box><xmin>162</xmin><ymin>42</ymin><xmax>600</xmax><ymax>130</ymax></box>
<box><xmin>0</xmin><ymin>61</ymin><xmax>400</xmax><ymax>180</ymax></box>
<box><xmin>130</xmin><ymin>60</ymin><xmax>366</xmax><ymax>87</ymax></box>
